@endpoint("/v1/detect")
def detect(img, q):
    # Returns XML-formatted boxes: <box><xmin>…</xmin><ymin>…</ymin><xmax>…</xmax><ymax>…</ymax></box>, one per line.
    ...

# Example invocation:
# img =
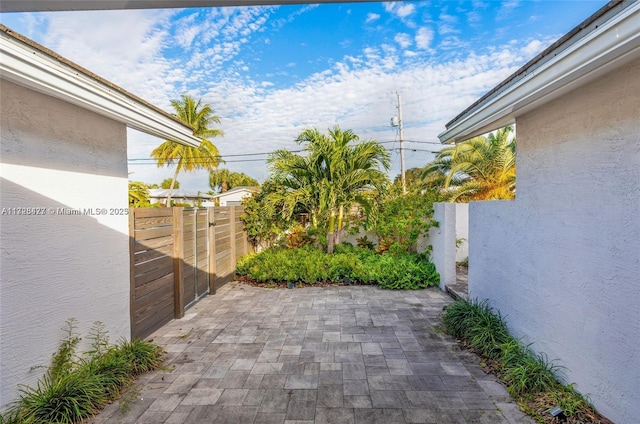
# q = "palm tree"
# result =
<box><xmin>423</xmin><ymin>125</ymin><xmax>515</xmax><ymax>201</ymax></box>
<box><xmin>210</xmin><ymin>169</ymin><xmax>259</xmax><ymax>193</ymax></box>
<box><xmin>128</xmin><ymin>181</ymin><xmax>150</xmax><ymax>207</ymax></box>
<box><xmin>268</xmin><ymin>125</ymin><xmax>390</xmax><ymax>253</ymax></box>
<box><xmin>151</xmin><ymin>95</ymin><xmax>224</xmax><ymax>204</ymax></box>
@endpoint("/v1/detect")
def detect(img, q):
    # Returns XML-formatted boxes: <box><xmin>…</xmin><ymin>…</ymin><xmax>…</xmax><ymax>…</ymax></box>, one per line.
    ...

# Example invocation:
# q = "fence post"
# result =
<box><xmin>128</xmin><ymin>209</ymin><xmax>136</xmax><ymax>339</ymax></box>
<box><xmin>173</xmin><ymin>207</ymin><xmax>184</xmax><ymax>319</ymax></box>
<box><xmin>229</xmin><ymin>206</ymin><xmax>237</xmax><ymax>272</ymax></box>
<box><xmin>208</xmin><ymin>207</ymin><xmax>217</xmax><ymax>295</ymax></box>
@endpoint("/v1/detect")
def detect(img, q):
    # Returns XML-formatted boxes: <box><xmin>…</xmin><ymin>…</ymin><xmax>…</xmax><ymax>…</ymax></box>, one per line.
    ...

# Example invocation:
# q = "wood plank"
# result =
<box><xmin>135</xmin><ymin>226</ymin><xmax>174</xmax><ymax>241</ymax></box>
<box><xmin>135</xmin><ymin>261</ymin><xmax>173</xmax><ymax>287</ymax></box>
<box><xmin>133</xmin><ymin>244</ymin><xmax>173</xmax><ymax>264</ymax></box>
<box><xmin>135</xmin><ymin>273</ymin><xmax>174</xmax><ymax>299</ymax></box>
<box><xmin>134</xmin><ymin>300</ymin><xmax>174</xmax><ymax>338</ymax></box>
<box><xmin>196</xmin><ymin>250</ymin><xmax>208</xmax><ymax>263</ymax></box>
<box><xmin>133</xmin><ymin>208</ymin><xmax>173</xmax><ymax>218</ymax></box>
<box><xmin>215</xmin><ymin>237</ymin><xmax>231</xmax><ymax>252</ymax></box>
<box><xmin>134</xmin><ymin>254</ymin><xmax>173</xmax><ymax>277</ymax></box>
<box><xmin>135</xmin><ymin>283</ymin><xmax>173</xmax><ymax>311</ymax></box>
<box><xmin>134</xmin><ymin>215</ymin><xmax>174</xmax><ymax>229</ymax></box>
<box><xmin>134</xmin><ymin>235</ymin><xmax>173</xmax><ymax>252</ymax></box>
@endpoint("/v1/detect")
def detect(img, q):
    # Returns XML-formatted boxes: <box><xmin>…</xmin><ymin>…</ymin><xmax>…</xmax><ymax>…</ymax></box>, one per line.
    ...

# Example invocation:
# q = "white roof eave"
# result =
<box><xmin>438</xmin><ymin>2</ymin><xmax>640</xmax><ymax>144</ymax></box>
<box><xmin>0</xmin><ymin>31</ymin><xmax>201</xmax><ymax>147</ymax></box>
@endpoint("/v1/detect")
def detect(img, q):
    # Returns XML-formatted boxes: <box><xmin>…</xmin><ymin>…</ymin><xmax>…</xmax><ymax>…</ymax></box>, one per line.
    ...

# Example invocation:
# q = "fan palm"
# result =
<box><xmin>151</xmin><ymin>95</ymin><xmax>224</xmax><ymax>204</ymax></box>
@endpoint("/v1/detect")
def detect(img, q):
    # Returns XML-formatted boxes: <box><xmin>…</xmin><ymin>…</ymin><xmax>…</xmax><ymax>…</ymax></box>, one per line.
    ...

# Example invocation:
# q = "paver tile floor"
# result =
<box><xmin>91</xmin><ymin>282</ymin><xmax>533</xmax><ymax>424</ymax></box>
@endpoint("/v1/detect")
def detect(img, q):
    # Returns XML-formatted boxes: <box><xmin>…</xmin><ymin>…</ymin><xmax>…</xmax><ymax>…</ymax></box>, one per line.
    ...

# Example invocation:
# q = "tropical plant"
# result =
<box><xmin>0</xmin><ymin>320</ymin><xmax>163</xmax><ymax>424</ymax></box>
<box><xmin>128</xmin><ymin>181</ymin><xmax>150</xmax><ymax>207</ymax></box>
<box><xmin>210</xmin><ymin>168</ymin><xmax>258</xmax><ymax>193</ymax></box>
<box><xmin>236</xmin><ymin>245</ymin><xmax>439</xmax><ymax>289</ymax></box>
<box><xmin>151</xmin><ymin>94</ymin><xmax>224</xmax><ymax>204</ymax></box>
<box><xmin>268</xmin><ymin>126</ymin><xmax>391</xmax><ymax>253</ymax></box>
<box><xmin>423</xmin><ymin>125</ymin><xmax>516</xmax><ymax>201</ymax></box>
<box><xmin>240</xmin><ymin>179</ymin><xmax>294</xmax><ymax>250</ymax></box>
<box><xmin>374</xmin><ymin>189</ymin><xmax>440</xmax><ymax>254</ymax></box>
<box><xmin>441</xmin><ymin>298</ymin><xmax>609</xmax><ymax>423</ymax></box>
<box><xmin>160</xmin><ymin>178</ymin><xmax>179</xmax><ymax>189</ymax></box>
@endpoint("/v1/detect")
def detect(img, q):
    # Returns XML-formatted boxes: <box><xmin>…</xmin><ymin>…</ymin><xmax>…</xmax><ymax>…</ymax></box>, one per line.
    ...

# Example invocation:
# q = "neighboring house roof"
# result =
<box><xmin>0</xmin><ymin>25</ymin><xmax>201</xmax><ymax>147</ymax></box>
<box><xmin>210</xmin><ymin>186</ymin><xmax>259</xmax><ymax>199</ymax></box>
<box><xmin>149</xmin><ymin>189</ymin><xmax>213</xmax><ymax>199</ymax></box>
<box><xmin>0</xmin><ymin>0</ymin><xmax>374</xmax><ymax>13</ymax></box>
<box><xmin>439</xmin><ymin>0</ymin><xmax>640</xmax><ymax>144</ymax></box>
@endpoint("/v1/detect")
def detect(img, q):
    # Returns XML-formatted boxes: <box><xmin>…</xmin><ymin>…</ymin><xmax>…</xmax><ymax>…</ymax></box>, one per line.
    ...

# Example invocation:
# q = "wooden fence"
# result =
<box><xmin>129</xmin><ymin>206</ymin><xmax>250</xmax><ymax>339</ymax></box>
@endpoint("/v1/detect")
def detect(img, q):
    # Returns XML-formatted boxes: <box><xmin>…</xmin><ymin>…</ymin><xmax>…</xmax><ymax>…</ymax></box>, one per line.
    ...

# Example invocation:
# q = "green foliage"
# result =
<box><xmin>356</xmin><ymin>235</ymin><xmax>375</xmax><ymax>250</ymax></box>
<box><xmin>160</xmin><ymin>178</ymin><xmax>179</xmax><ymax>189</ymax></box>
<box><xmin>373</xmin><ymin>190</ymin><xmax>440</xmax><ymax>253</ymax></box>
<box><xmin>240</xmin><ymin>179</ymin><xmax>294</xmax><ymax>249</ymax></box>
<box><xmin>1</xmin><ymin>321</ymin><xmax>163</xmax><ymax>424</ymax></box>
<box><xmin>128</xmin><ymin>181</ymin><xmax>151</xmax><ymax>207</ymax></box>
<box><xmin>151</xmin><ymin>94</ymin><xmax>224</xmax><ymax>204</ymax></box>
<box><xmin>285</xmin><ymin>225</ymin><xmax>315</xmax><ymax>249</ymax></box>
<box><xmin>268</xmin><ymin>126</ymin><xmax>391</xmax><ymax>253</ymax></box>
<box><xmin>424</xmin><ymin>125</ymin><xmax>516</xmax><ymax>201</ymax></box>
<box><xmin>209</xmin><ymin>168</ymin><xmax>258</xmax><ymax>193</ymax></box>
<box><xmin>236</xmin><ymin>245</ymin><xmax>439</xmax><ymax>290</ymax></box>
<box><xmin>442</xmin><ymin>299</ymin><xmax>601</xmax><ymax>422</ymax></box>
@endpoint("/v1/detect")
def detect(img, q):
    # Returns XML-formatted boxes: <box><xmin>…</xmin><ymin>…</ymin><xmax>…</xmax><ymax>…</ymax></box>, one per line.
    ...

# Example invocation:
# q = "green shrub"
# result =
<box><xmin>0</xmin><ymin>321</ymin><xmax>163</xmax><ymax>424</ymax></box>
<box><xmin>236</xmin><ymin>245</ymin><xmax>439</xmax><ymax>289</ymax></box>
<box><xmin>442</xmin><ymin>299</ymin><xmax>604</xmax><ymax>423</ymax></box>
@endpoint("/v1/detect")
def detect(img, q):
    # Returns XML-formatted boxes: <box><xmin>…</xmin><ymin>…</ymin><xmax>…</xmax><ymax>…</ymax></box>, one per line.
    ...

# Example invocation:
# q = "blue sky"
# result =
<box><xmin>0</xmin><ymin>1</ymin><xmax>605</xmax><ymax>191</ymax></box>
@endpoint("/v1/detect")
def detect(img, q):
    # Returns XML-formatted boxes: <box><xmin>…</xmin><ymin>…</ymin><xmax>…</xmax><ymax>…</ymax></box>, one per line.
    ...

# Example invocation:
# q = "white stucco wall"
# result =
<box><xmin>468</xmin><ymin>57</ymin><xmax>640</xmax><ymax>423</ymax></box>
<box><xmin>454</xmin><ymin>203</ymin><xmax>468</xmax><ymax>262</ymax></box>
<box><xmin>0</xmin><ymin>80</ymin><xmax>131</xmax><ymax>409</ymax></box>
<box><xmin>427</xmin><ymin>203</ymin><xmax>457</xmax><ymax>291</ymax></box>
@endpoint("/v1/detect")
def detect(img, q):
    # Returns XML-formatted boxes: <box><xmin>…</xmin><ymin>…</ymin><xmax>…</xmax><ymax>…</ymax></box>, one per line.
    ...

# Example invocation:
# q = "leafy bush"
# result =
<box><xmin>442</xmin><ymin>299</ymin><xmax>606</xmax><ymax>423</ymax></box>
<box><xmin>1</xmin><ymin>320</ymin><xmax>163</xmax><ymax>424</ymax></box>
<box><xmin>236</xmin><ymin>245</ymin><xmax>439</xmax><ymax>289</ymax></box>
<box><xmin>373</xmin><ymin>191</ymin><xmax>439</xmax><ymax>253</ymax></box>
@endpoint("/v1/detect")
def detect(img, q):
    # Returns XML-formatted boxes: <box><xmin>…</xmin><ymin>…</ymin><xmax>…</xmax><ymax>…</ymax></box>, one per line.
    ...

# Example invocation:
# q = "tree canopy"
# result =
<box><xmin>210</xmin><ymin>169</ymin><xmax>258</xmax><ymax>193</ymax></box>
<box><xmin>151</xmin><ymin>95</ymin><xmax>224</xmax><ymax>204</ymax></box>
<box><xmin>422</xmin><ymin>125</ymin><xmax>516</xmax><ymax>201</ymax></box>
<box><xmin>266</xmin><ymin>125</ymin><xmax>390</xmax><ymax>252</ymax></box>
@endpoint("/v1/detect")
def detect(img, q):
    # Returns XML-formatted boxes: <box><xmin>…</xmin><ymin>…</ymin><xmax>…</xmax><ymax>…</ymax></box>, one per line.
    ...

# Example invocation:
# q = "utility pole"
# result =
<box><xmin>396</xmin><ymin>92</ymin><xmax>406</xmax><ymax>194</ymax></box>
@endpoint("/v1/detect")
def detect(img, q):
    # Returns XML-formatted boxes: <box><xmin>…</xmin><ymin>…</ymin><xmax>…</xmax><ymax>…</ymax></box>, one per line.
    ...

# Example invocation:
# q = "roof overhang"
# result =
<box><xmin>1</xmin><ymin>0</ymin><xmax>392</xmax><ymax>13</ymax></box>
<box><xmin>438</xmin><ymin>1</ymin><xmax>640</xmax><ymax>144</ymax></box>
<box><xmin>0</xmin><ymin>26</ymin><xmax>201</xmax><ymax>147</ymax></box>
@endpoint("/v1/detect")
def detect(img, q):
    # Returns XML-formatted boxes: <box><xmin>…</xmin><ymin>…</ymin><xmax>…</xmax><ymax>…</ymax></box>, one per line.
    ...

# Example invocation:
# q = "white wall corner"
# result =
<box><xmin>430</xmin><ymin>203</ymin><xmax>457</xmax><ymax>291</ymax></box>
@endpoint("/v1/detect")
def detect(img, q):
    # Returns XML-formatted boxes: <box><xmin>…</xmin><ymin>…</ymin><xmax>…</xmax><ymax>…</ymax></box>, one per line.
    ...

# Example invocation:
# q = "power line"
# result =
<box><xmin>127</xmin><ymin>140</ymin><xmax>441</xmax><ymax>162</ymax></box>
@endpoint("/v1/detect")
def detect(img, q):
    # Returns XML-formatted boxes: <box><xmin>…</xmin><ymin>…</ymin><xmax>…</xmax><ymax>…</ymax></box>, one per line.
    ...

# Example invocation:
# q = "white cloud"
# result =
<box><xmin>9</xmin><ymin>6</ymin><xmax>547</xmax><ymax>188</ymax></box>
<box><xmin>366</xmin><ymin>13</ymin><xmax>380</xmax><ymax>23</ymax></box>
<box><xmin>384</xmin><ymin>2</ymin><xmax>416</xmax><ymax>19</ymax></box>
<box><xmin>415</xmin><ymin>27</ymin><xmax>434</xmax><ymax>50</ymax></box>
<box><xmin>394</xmin><ymin>33</ymin><xmax>412</xmax><ymax>49</ymax></box>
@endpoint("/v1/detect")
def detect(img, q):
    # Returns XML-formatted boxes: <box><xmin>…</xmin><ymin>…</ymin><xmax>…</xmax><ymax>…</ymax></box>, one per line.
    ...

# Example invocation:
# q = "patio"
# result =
<box><xmin>91</xmin><ymin>282</ymin><xmax>532</xmax><ymax>424</ymax></box>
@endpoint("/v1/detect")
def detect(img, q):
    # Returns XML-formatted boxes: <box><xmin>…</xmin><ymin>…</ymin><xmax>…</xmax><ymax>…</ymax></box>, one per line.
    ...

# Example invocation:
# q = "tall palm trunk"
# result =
<box><xmin>327</xmin><ymin>209</ymin><xmax>336</xmax><ymax>254</ymax></box>
<box><xmin>166</xmin><ymin>166</ymin><xmax>180</xmax><ymax>206</ymax></box>
<box><xmin>335</xmin><ymin>204</ymin><xmax>345</xmax><ymax>245</ymax></box>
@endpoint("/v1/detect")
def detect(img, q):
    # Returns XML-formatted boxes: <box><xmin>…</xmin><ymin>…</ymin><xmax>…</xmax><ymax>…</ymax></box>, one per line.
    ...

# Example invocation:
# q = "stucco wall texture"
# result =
<box><xmin>468</xmin><ymin>58</ymin><xmax>640</xmax><ymax>423</ymax></box>
<box><xmin>0</xmin><ymin>80</ymin><xmax>131</xmax><ymax>409</ymax></box>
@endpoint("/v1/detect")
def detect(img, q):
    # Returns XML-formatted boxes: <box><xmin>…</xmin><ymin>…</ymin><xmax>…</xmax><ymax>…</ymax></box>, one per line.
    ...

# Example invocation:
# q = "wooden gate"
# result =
<box><xmin>129</xmin><ymin>206</ymin><xmax>250</xmax><ymax>339</ymax></box>
<box><xmin>182</xmin><ymin>209</ymin><xmax>209</xmax><ymax>310</ymax></box>
<box><xmin>211</xmin><ymin>207</ymin><xmax>235</xmax><ymax>290</ymax></box>
<box><xmin>129</xmin><ymin>208</ymin><xmax>177</xmax><ymax>339</ymax></box>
